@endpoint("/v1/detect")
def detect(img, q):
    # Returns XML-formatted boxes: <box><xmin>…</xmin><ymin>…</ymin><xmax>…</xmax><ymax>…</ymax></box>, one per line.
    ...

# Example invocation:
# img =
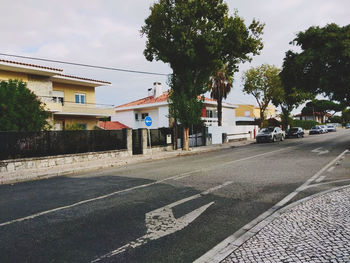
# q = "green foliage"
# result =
<box><xmin>65</xmin><ymin>123</ymin><xmax>86</xmax><ymax>130</ymax></box>
<box><xmin>286</xmin><ymin>23</ymin><xmax>350</xmax><ymax>106</ymax></box>
<box><xmin>301</xmin><ymin>99</ymin><xmax>344</xmax><ymax>115</ymax></box>
<box><xmin>328</xmin><ymin>115</ymin><xmax>342</xmax><ymax>124</ymax></box>
<box><xmin>142</xmin><ymin>0</ymin><xmax>264</xmax><ymax>129</ymax></box>
<box><xmin>0</xmin><ymin>80</ymin><xmax>50</xmax><ymax>131</ymax></box>
<box><xmin>342</xmin><ymin>109</ymin><xmax>350</xmax><ymax>124</ymax></box>
<box><xmin>209</xmin><ymin>64</ymin><xmax>233</xmax><ymax>126</ymax></box>
<box><xmin>291</xmin><ymin>119</ymin><xmax>319</xmax><ymax>130</ymax></box>
<box><xmin>242</xmin><ymin>64</ymin><xmax>283</xmax><ymax>127</ymax></box>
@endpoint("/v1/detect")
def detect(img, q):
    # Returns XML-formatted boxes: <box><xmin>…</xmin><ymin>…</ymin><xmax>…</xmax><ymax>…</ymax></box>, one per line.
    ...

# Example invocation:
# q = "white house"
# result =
<box><xmin>112</xmin><ymin>82</ymin><xmax>237</xmax><ymax>129</ymax></box>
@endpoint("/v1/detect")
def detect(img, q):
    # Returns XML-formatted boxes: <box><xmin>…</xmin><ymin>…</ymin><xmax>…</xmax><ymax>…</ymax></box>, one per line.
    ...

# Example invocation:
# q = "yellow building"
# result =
<box><xmin>236</xmin><ymin>104</ymin><xmax>276</xmax><ymax>120</ymax></box>
<box><xmin>0</xmin><ymin>59</ymin><xmax>114</xmax><ymax>130</ymax></box>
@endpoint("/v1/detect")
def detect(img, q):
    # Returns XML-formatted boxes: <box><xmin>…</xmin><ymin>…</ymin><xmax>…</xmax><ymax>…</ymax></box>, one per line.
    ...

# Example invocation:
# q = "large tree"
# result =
<box><xmin>141</xmin><ymin>0</ymin><xmax>264</xmax><ymax>150</ymax></box>
<box><xmin>209</xmin><ymin>65</ymin><xmax>233</xmax><ymax>126</ymax></box>
<box><xmin>0</xmin><ymin>80</ymin><xmax>50</xmax><ymax>131</ymax></box>
<box><xmin>286</xmin><ymin>23</ymin><xmax>350</xmax><ymax>106</ymax></box>
<box><xmin>242</xmin><ymin>64</ymin><xmax>283</xmax><ymax>128</ymax></box>
<box><xmin>301</xmin><ymin>99</ymin><xmax>344</xmax><ymax>116</ymax></box>
<box><xmin>277</xmin><ymin>51</ymin><xmax>314</xmax><ymax>129</ymax></box>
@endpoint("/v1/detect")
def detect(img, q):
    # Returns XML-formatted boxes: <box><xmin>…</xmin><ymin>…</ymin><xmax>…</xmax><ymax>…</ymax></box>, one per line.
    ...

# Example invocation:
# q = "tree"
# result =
<box><xmin>278</xmin><ymin>51</ymin><xmax>314</xmax><ymax>129</ymax></box>
<box><xmin>301</xmin><ymin>99</ymin><xmax>344</xmax><ymax>116</ymax></box>
<box><xmin>242</xmin><ymin>64</ymin><xmax>283</xmax><ymax>128</ymax></box>
<box><xmin>0</xmin><ymin>80</ymin><xmax>50</xmax><ymax>131</ymax></box>
<box><xmin>286</xmin><ymin>23</ymin><xmax>350</xmax><ymax>106</ymax></box>
<box><xmin>141</xmin><ymin>0</ymin><xmax>264</xmax><ymax>150</ymax></box>
<box><xmin>209</xmin><ymin>65</ymin><xmax>233</xmax><ymax>126</ymax></box>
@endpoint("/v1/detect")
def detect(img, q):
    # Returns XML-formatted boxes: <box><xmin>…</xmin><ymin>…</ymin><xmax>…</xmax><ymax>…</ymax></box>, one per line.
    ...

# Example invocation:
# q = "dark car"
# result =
<box><xmin>256</xmin><ymin>127</ymin><xmax>285</xmax><ymax>143</ymax></box>
<box><xmin>309</xmin><ymin>126</ymin><xmax>323</xmax><ymax>135</ymax></box>
<box><xmin>286</xmin><ymin>127</ymin><xmax>304</xmax><ymax>138</ymax></box>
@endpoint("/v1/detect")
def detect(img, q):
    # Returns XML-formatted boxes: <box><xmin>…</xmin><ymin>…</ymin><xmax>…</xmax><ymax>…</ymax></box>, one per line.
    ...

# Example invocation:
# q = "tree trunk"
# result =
<box><xmin>217</xmin><ymin>98</ymin><xmax>223</xmax><ymax>126</ymax></box>
<box><xmin>183</xmin><ymin>127</ymin><xmax>189</xmax><ymax>151</ymax></box>
<box><xmin>260</xmin><ymin>109</ymin><xmax>265</xmax><ymax>128</ymax></box>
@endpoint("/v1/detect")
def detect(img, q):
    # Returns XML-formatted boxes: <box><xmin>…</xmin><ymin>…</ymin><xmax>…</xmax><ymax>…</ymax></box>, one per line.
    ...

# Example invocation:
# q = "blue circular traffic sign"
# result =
<box><xmin>145</xmin><ymin>116</ymin><xmax>152</xmax><ymax>127</ymax></box>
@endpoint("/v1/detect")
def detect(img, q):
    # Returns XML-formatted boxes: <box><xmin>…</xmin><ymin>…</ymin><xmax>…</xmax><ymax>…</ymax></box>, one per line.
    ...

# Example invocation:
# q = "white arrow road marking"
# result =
<box><xmin>91</xmin><ymin>181</ymin><xmax>233</xmax><ymax>262</ymax></box>
<box><xmin>311</xmin><ymin>147</ymin><xmax>329</xmax><ymax>155</ymax></box>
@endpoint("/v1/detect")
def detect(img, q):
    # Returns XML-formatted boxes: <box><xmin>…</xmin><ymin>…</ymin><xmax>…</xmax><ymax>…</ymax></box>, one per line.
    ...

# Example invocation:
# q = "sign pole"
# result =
<box><xmin>148</xmin><ymin>128</ymin><xmax>152</xmax><ymax>155</ymax></box>
<box><xmin>144</xmin><ymin>116</ymin><xmax>153</xmax><ymax>155</ymax></box>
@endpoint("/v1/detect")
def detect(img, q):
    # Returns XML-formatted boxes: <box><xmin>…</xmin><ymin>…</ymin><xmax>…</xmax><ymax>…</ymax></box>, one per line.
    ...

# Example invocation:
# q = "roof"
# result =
<box><xmin>116</xmin><ymin>92</ymin><xmax>169</xmax><ymax>109</ymax></box>
<box><xmin>0</xmin><ymin>59</ymin><xmax>63</xmax><ymax>72</ymax></box>
<box><xmin>98</xmin><ymin>121</ymin><xmax>129</xmax><ymax>130</ymax></box>
<box><xmin>0</xmin><ymin>59</ymin><xmax>110</xmax><ymax>85</ymax></box>
<box><xmin>55</xmin><ymin>74</ymin><xmax>111</xmax><ymax>85</ymax></box>
<box><xmin>116</xmin><ymin>92</ymin><xmax>235</xmax><ymax>110</ymax></box>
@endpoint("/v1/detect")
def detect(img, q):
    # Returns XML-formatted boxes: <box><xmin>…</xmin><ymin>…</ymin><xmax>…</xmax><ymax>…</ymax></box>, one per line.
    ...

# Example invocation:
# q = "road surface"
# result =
<box><xmin>0</xmin><ymin>129</ymin><xmax>349</xmax><ymax>262</ymax></box>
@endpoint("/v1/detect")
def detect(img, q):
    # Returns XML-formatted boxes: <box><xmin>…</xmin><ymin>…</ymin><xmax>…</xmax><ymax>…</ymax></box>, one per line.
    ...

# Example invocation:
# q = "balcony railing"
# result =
<box><xmin>39</xmin><ymin>96</ymin><xmax>115</xmax><ymax>117</ymax></box>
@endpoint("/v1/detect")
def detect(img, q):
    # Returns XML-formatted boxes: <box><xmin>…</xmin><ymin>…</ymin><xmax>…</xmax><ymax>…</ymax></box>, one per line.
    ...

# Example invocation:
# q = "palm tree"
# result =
<box><xmin>209</xmin><ymin>65</ymin><xmax>233</xmax><ymax>126</ymax></box>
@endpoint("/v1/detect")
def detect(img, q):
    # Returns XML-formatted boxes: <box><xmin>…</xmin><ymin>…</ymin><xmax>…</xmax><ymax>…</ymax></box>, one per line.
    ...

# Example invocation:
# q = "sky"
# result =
<box><xmin>0</xmin><ymin>0</ymin><xmax>349</xmax><ymax>111</ymax></box>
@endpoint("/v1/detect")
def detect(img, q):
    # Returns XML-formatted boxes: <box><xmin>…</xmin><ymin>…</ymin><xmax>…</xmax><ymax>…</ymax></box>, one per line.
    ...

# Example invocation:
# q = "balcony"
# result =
<box><xmin>39</xmin><ymin>96</ymin><xmax>115</xmax><ymax>117</ymax></box>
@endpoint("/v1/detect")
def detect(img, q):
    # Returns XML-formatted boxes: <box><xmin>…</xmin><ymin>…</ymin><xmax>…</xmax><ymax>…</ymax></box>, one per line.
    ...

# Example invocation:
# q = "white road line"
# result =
<box><xmin>0</xmin><ymin>147</ymin><xmax>293</xmax><ymax>228</ymax></box>
<box><xmin>194</xmin><ymin>149</ymin><xmax>349</xmax><ymax>263</ymax></box>
<box><xmin>315</xmin><ymin>175</ymin><xmax>326</xmax><ymax>183</ymax></box>
<box><xmin>327</xmin><ymin>166</ymin><xmax>335</xmax><ymax>173</ymax></box>
<box><xmin>306</xmin><ymin>179</ymin><xmax>350</xmax><ymax>189</ymax></box>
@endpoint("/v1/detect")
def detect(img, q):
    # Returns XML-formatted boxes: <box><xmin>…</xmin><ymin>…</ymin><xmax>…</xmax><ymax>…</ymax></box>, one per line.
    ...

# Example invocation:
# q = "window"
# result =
<box><xmin>141</xmin><ymin>113</ymin><xmax>149</xmax><ymax>120</ymax></box>
<box><xmin>75</xmin><ymin>93</ymin><xmax>86</xmax><ymax>104</ymax></box>
<box><xmin>206</xmin><ymin>109</ymin><xmax>217</xmax><ymax>118</ymax></box>
<box><xmin>135</xmin><ymin>113</ymin><xmax>139</xmax><ymax>121</ymax></box>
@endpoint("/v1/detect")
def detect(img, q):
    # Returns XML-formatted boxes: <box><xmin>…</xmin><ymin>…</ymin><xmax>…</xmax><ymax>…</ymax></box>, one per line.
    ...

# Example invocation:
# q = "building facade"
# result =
<box><xmin>112</xmin><ymin>82</ymin><xmax>237</xmax><ymax>129</ymax></box>
<box><xmin>0</xmin><ymin>59</ymin><xmax>114</xmax><ymax>130</ymax></box>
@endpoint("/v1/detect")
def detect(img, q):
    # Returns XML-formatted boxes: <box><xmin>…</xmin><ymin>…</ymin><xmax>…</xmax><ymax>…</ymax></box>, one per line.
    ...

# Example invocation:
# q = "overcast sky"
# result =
<box><xmin>1</xmin><ymin>0</ymin><xmax>349</xmax><ymax>110</ymax></box>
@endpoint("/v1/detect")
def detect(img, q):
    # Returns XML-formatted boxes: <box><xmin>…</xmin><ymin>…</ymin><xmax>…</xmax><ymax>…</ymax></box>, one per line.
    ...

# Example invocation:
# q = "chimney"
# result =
<box><xmin>153</xmin><ymin>82</ymin><xmax>163</xmax><ymax>98</ymax></box>
<box><xmin>148</xmin><ymin>87</ymin><xmax>154</xmax><ymax>97</ymax></box>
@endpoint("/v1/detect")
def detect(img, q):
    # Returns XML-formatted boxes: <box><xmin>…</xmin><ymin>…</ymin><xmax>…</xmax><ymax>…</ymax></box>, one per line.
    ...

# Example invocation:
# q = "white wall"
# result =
<box><xmin>222</xmin><ymin>108</ymin><xmax>236</xmax><ymax>126</ymax></box>
<box><xmin>158</xmin><ymin>105</ymin><xmax>170</xmax><ymax>128</ymax></box>
<box><xmin>111</xmin><ymin>111</ymin><xmax>135</xmax><ymax>128</ymax></box>
<box><xmin>208</xmin><ymin>125</ymin><xmax>257</xmax><ymax>144</ymax></box>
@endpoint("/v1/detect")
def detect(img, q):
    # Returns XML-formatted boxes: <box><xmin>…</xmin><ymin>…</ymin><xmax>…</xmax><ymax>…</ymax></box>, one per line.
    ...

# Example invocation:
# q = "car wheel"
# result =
<box><xmin>272</xmin><ymin>136</ymin><xmax>277</xmax><ymax>142</ymax></box>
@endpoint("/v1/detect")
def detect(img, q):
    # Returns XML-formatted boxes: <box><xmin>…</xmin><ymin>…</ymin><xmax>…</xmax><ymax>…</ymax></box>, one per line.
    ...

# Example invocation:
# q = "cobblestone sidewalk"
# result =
<box><xmin>223</xmin><ymin>186</ymin><xmax>350</xmax><ymax>263</ymax></box>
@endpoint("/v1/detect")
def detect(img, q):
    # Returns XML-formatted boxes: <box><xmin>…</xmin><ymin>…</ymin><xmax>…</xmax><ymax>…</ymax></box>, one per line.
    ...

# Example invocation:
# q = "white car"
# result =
<box><xmin>326</xmin><ymin>124</ymin><xmax>337</xmax><ymax>132</ymax></box>
<box><xmin>319</xmin><ymin>125</ymin><xmax>328</xmax><ymax>133</ymax></box>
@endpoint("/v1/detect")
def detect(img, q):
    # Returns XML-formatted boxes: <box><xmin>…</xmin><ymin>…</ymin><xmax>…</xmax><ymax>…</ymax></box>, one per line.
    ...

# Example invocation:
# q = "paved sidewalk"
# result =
<box><xmin>222</xmin><ymin>186</ymin><xmax>350</xmax><ymax>263</ymax></box>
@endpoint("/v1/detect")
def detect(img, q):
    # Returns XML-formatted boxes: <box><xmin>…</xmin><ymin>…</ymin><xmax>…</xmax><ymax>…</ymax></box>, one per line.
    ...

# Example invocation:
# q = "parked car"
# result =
<box><xmin>256</xmin><ymin>127</ymin><xmax>284</xmax><ymax>143</ymax></box>
<box><xmin>346</xmin><ymin>124</ymin><xmax>350</xmax><ymax>129</ymax></box>
<box><xmin>326</xmin><ymin>124</ymin><xmax>337</xmax><ymax>132</ymax></box>
<box><xmin>286</xmin><ymin>127</ymin><xmax>304</xmax><ymax>138</ymax></box>
<box><xmin>319</xmin><ymin>125</ymin><xmax>328</xmax><ymax>133</ymax></box>
<box><xmin>309</xmin><ymin>126</ymin><xmax>323</xmax><ymax>135</ymax></box>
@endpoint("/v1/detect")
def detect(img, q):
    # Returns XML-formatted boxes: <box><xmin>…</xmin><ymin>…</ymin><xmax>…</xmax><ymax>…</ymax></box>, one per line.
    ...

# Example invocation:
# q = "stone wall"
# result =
<box><xmin>0</xmin><ymin>149</ymin><xmax>131</xmax><ymax>184</ymax></box>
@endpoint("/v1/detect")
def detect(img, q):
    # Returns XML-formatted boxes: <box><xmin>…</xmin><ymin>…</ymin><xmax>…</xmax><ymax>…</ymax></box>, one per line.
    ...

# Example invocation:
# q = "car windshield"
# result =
<box><xmin>260</xmin><ymin>128</ymin><xmax>274</xmax><ymax>133</ymax></box>
<box><xmin>311</xmin><ymin>126</ymin><xmax>317</xmax><ymax>130</ymax></box>
<box><xmin>289</xmin><ymin>128</ymin><xmax>298</xmax><ymax>132</ymax></box>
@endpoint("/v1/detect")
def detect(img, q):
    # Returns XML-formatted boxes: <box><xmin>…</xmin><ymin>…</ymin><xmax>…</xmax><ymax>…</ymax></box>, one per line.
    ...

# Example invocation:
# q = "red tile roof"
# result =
<box><xmin>98</xmin><ymin>121</ymin><xmax>129</xmax><ymax>130</ymax></box>
<box><xmin>0</xmin><ymin>59</ymin><xmax>63</xmax><ymax>72</ymax></box>
<box><xmin>116</xmin><ymin>92</ymin><xmax>221</xmax><ymax>109</ymax></box>
<box><xmin>116</xmin><ymin>92</ymin><xmax>169</xmax><ymax>108</ymax></box>
<box><xmin>57</xmin><ymin>74</ymin><xmax>111</xmax><ymax>85</ymax></box>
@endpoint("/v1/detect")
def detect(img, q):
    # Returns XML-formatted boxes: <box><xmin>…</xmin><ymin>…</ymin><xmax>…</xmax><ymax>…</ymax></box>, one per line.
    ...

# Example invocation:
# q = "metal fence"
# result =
<box><xmin>0</xmin><ymin>130</ymin><xmax>126</xmax><ymax>160</ymax></box>
<box><xmin>147</xmin><ymin>128</ymin><xmax>173</xmax><ymax>147</ymax></box>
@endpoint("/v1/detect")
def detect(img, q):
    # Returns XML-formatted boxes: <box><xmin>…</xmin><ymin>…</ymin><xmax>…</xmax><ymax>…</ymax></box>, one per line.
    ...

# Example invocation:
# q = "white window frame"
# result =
<box><xmin>75</xmin><ymin>93</ymin><xmax>86</xmax><ymax>104</ymax></box>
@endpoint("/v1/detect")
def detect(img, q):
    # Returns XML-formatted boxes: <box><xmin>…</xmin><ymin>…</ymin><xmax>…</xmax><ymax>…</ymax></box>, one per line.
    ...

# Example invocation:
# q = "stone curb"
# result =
<box><xmin>220</xmin><ymin>184</ymin><xmax>350</xmax><ymax>262</ymax></box>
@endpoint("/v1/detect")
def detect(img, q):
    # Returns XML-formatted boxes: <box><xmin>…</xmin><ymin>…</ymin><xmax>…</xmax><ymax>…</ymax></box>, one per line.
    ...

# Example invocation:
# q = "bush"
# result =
<box><xmin>291</xmin><ymin>119</ymin><xmax>319</xmax><ymax>130</ymax></box>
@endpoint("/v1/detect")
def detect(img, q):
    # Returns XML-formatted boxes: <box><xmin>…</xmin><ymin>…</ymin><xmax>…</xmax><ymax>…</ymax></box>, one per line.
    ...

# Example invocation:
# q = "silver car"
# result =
<box><xmin>256</xmin><ymin>127</ymin><xmax>285</xmax><ymax>143</ymax></box>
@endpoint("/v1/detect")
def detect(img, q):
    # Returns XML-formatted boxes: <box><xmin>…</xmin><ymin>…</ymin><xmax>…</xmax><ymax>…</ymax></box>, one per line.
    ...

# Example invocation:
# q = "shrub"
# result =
<box><xmin>291</xmin><ymin>119</ymin><xmax>319</xmax><ymax>130</ymax></box>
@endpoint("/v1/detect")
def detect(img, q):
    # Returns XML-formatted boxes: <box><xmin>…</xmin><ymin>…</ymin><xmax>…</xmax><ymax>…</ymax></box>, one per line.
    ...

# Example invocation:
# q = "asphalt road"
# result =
<box><xmin>0</xmin><ymin>129</ymin><xmax>349</xmax><ymax>263</ymax></box>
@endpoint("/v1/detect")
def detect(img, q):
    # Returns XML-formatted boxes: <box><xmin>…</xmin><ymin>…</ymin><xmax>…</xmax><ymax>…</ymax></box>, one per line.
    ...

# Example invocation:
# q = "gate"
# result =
<box><xmin>132</xmin><ymin>129</ymin><xmax>142</xmax><ymax>155</ymax></box>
